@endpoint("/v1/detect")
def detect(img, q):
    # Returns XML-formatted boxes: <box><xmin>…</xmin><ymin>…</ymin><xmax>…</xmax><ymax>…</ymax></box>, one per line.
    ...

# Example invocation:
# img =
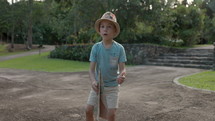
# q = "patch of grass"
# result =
<box><xmin>0</xmin><ymin>44</ymin><xmax>6</xmax><ymax>51</ymax></box>
<box><xmin>0</xmin><ymin>44</ymin><xmax>7</xmax><ymax>55</ymax></box>
<box><xmin>193</xmin><ymin>44</ymin><xmax>212</xmax><ymax>47</ymax></box>
<box><xmin>0</xmin><ymin>51</ymin><xmax>27</xmax><ymax>56</ymax></box>
<box><xmin>179</xmin><ymin>71</ymin><xmax>215</xmax><ymax>91</ymax></box>
<box><xmin>0</xmin><ymin>44</ymin><xmax>24</xmax><ymax>56</ymax></box>
<box><xmin>0</xmin><ymin>44</ymin><xmax>39</xmax><ymax>56</ymax></box>
<box><xmin>0</xmin><ymin>52</ymin><xmax>90</xmax><ymax>72</ymax></box>
<box><xmin>172</xmin><ymin>44</ymin><xmax>212</xmax><ymax>49</ymax></box>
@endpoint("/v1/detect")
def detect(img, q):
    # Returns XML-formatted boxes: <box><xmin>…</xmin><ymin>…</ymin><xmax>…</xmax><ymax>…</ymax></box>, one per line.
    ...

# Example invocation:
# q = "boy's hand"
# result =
<box><xmin>92</xmin><ymin>80</ymin><xmax>99</xmax><ymax>93</ymax></box>
<box><xmin>117</xmin><ymin>72</ymin><xmax>126</xmax><ymax>84</ymax></box>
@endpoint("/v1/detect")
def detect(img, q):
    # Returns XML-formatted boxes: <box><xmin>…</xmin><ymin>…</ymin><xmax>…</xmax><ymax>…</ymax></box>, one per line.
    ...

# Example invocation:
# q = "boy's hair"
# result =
<box><xmin>95</xmin><ymin>12</ymin><xmax>120</xmax><ymax>38</ymax></box>
<box><xmin>99</xmin><ymin>20</ymin><xmax>117</xmax><ymax>31</ymax></box>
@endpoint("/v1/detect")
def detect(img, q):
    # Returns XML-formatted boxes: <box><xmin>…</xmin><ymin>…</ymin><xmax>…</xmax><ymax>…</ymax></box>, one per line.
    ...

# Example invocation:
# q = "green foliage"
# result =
<box><xmin>201</xmin><ymin>16</ymin><xmax>215</xmax><ymax>44</ymax></box>
<box><xmin>49</xmin><ymin>45</ymin><xmax>93</xmax><ymax>61</ymax></box>
<box><xmin>149</xmin><ymin>7</ymin><xmax>176</xmax><ymax>46</ymax></box>
<box><xmin>208</xmin><ymin>0</ymin><xmax>215</xmax><ymax>13</ymax></box>
<box><xmin>126</xmin><ymin>53</ymin><xmax>135</xmax><ymax>65</ymax></box>
<box><xmin>171</xmin><ymin>5</ymin><xmax>205</xmax><ymax>46</ymax></box>
<box><xmin>0</xmin><ymin>0</ymin><xmax>10</xmax><ymax>40</ymax></box>
<box><xmin>0</xmin><ymin>0</ymin><xmax>214</xmax><ymax>48</ymax></box>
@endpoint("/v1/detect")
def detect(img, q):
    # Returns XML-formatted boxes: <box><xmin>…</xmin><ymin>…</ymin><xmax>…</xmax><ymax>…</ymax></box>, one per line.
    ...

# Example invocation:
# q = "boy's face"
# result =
<box><xmin>99</xmin><ymin>20</ymin><xmax>116</xmax><ymax>41</ymax></box>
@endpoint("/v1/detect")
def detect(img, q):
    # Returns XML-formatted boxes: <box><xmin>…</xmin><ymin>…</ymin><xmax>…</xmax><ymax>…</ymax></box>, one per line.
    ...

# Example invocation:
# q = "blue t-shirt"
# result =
<box><xmin>89</xmin><ymin>41</ymin><xmax>127</xmax><ymax>87</ymax></box>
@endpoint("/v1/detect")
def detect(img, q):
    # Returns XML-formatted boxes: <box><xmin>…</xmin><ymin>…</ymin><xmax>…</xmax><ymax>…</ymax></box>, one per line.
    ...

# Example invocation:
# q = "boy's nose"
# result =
<box><xmin>104</xmin><ymin>27</ymin><xmax>108</xmax><ymax>31</ymax></box>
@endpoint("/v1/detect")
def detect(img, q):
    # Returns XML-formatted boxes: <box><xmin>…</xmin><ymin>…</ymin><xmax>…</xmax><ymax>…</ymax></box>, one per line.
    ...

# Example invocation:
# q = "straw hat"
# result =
<box><xmin>95</xmin><ymin>12</ymin><xmax>120</xmax><ymax>38</ymax></box>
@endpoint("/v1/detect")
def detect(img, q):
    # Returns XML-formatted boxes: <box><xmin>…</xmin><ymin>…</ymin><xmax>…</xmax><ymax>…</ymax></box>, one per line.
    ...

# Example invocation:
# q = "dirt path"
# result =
<box><xmin>0</xmin><ymin>66</ymin><xmax>215</xmax><ymax>121</ymax></box>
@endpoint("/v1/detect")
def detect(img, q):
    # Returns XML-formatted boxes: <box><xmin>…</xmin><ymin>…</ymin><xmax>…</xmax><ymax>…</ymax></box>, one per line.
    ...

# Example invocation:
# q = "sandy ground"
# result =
<box><xmin>0</xmin><ymin>65</ymin><xmax>215</xmax><ymax>121</ymax></box>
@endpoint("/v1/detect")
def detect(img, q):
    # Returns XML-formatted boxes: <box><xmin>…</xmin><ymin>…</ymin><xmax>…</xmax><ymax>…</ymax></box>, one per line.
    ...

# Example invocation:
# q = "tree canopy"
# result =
<box><xmin>0</xmin><ymin>0</ymin><xmax>215</xmax><ymax>48</ymax></box>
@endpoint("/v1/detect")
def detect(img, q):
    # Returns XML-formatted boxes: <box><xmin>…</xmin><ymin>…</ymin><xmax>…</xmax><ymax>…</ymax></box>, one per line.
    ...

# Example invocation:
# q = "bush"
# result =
<box><xmin>201</xmin><ymin>16</ymin><xmax>215</xmax><ymax>44</ymax></box>
<box><xmin>49</xmin><ymin>44</ymin><xmax>93</xmax><ymax>62</ymax></box>
<box><xmin>171</xmin><ymin>5</ymin><xmax>205</xmax><ymax>46</ymax></box>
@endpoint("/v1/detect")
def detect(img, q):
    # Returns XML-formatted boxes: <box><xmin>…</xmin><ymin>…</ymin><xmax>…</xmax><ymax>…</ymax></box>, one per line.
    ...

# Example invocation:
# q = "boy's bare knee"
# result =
<box><xmin>86</xmin><ymin>105</ymin><xmax>94</xmax><ymax>121</ymax></box>
<box><xmin>107</xmin><ymin>109</ymin><xmax>117</xmax><ymax>117</ymax></box>
<box><xmin>85</xmin><ymin>105</ymin><xmax>94</xmax><ymax>115</ymax></box>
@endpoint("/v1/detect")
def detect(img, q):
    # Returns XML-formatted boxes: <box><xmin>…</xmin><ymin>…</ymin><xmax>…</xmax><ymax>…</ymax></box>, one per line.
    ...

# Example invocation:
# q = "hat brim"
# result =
<box><xmin>95</xmin><ymin>19</ymin><xmax>120</xmax><ymax>38</ymax></box>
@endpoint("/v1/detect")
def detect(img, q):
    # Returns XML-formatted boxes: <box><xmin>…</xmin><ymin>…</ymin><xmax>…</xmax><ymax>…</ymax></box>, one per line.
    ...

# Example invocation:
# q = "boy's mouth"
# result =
<box><xmin>103</xmin><ymin>33</ymin><xmax>108</xmax><ymax>36</ymax></box>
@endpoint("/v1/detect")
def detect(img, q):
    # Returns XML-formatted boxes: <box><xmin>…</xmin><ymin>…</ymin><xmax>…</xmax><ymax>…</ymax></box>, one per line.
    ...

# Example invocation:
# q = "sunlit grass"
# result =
<box><xmin>0</xmin><ymin>52</ymin><xmax>90</xmax><ymax>72</ymax></box>
<box><xmin>179</xmin><ymin>71</ymin><xmax>215</xmax><ymax>91</ymax></box>
<box><xmin>0</xmin><ymin>44</ymin><xmax>7</xmax><ymax>55</ymax></box>
<box><xmin>193</xmin><ymin>44</ymin><xmax>212</xmax><ymax>47</ymax></box>
<box><xmin>0</xmin><ymin>44</ymin><xmax>6</xmax><ymax>51</ymax></box>
<box><xmin>0</xmin><ymin>44</ymin><xmax>26</xmax><ymax>56</ymax></box>
<box><xmin>0</xmin><ymin>44</ymin><xmax>40</xmax><ymax>56</ymax></box>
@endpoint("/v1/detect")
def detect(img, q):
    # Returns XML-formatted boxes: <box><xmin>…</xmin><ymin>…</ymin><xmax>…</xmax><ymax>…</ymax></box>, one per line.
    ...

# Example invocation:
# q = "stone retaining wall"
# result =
<box><xmin>53</xmin><ymin>43</ymin><xmax>215</xmax><ymax>68</ymax></box>
<box><xmin>123</xmin><ymin>44</ymin><xmax>183</xmax><ymax>65</ymax></box>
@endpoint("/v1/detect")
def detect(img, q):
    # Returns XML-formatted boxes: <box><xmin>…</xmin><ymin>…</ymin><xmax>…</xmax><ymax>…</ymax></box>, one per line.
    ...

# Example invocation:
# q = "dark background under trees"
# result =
<box><xmin>0</xmin><ymin>0</ymin><xmax>215</xmax><ymax>49</ymax></box>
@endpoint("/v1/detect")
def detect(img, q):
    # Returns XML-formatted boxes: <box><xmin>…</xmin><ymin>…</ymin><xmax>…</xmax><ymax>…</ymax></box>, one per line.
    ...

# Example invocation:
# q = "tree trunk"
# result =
<box><xmin>0</xmin><ymin>34</ymin><xmax>2</xmax><ymax>43</ymax></box>
<box><xmin>7</xmin><ymin>32</ymin><xmax>9</xmax><ymax>43</ymax></box>
<box><xmin>27</xmin><ymin>0</ymin><xmax>33</xmax><ymax>50</ymax></box>
<box><xmin>27</xmin><ymin>21</ymin><xmax>32</xmax><ymax>50</ymax></box>
<box><xmin>11</xmin><ymin>0</ymin><xmax>14</xmax><ymax>50</ymax></box>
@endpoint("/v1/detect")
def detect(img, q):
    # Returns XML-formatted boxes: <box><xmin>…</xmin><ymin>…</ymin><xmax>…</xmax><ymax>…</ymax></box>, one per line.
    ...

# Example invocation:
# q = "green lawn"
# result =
<box><xmin>0</xmin><ymin>44</ymin><xmax>7</xmax><ymax>55</ymax></box>
<box><xmin>0</xmin><ymin>44</ymin><xmax>5</xmax><ymax>51</ymax></box>
<box><xmin>0</xmin><ymin>52</ymin><xmax>90</xmax><ymax>72</ymax></box>
<box><xmin>0</xmin><ymin>44</ymin><xmax>24</xmax><ymax>56</ymax></box>
<box><xmin>0</xmin><ymin>44</ymin><xmax>40</xmax><ymax>56</ymax></box>
<box><xmin>192</xmin><ymin>44</ymin><xmax>212</xmax><ymax>47</ymax></box>
<box><xmin>179</xmin><ymin>71</ymin><xmax>215</xmax><ymax>91</ymax></box>
<box><xmin>0</xmin><ymin>51</ymin><xmax>29</xmax><ymax>56</ymax></box>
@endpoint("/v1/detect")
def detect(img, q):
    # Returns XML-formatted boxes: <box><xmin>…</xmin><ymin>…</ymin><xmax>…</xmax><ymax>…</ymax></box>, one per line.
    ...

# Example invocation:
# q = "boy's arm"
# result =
<box><xmin>117</xmin><ymin>62</ymin><xmax>126</xmax><ymax>84</ymax></box>
<box><xmin>89</xmin><ymin>62</ymin><xmax>98</xmax><ymax>92</ymax></box>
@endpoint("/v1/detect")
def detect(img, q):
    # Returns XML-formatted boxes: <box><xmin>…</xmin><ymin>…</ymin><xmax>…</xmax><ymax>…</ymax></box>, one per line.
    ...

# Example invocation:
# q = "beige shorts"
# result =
<box><xmin>87</xmin><ymin>86</ymin><xmax>120</xmax><ymax>109</ymax></box>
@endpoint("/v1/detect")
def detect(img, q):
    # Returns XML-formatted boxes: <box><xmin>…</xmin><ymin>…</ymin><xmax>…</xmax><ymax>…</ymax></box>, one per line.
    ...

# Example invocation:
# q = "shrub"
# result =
<box><xmin>172</xmin><ymin>5</ymin><xmax>205</xmax><ymax>46</ymax></box>
<box><xmin>49</xmin><ymin>44</ymin><xmax>93</xmax><ymax>62</ymax></box>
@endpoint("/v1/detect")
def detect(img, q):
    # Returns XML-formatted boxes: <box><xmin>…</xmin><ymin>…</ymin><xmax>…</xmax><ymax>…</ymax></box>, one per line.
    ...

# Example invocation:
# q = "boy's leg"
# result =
<box><xmin>85</xmin><ymin>104</ymin><xmax>94</xmax><ymax>121</ymax></box>
<box><xmin>107</xmin><ymin>108</ymin><xmax>117</xmax><ymax>121</ymax></box>
<box><xmin>86</xmin><ymin>89</ymin><xmax>98</xmax><ymax>121</ymax></box>
<box><xmin>104</xmin><ymin>86</ymin><xmax>119</xmax><ymax>121</ymax></box>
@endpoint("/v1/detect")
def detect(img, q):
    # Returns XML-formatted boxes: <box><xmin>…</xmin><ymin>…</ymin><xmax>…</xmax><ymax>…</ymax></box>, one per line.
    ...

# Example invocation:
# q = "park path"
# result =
<box><xmin>0</xmin><ymin>66</ymin><xmax>215</xmax><ymax>121</ymax></box>
<box><xmin>0</xmin><ymin>45</ymin><xmax>55</xmax><ymax>61</ymax></box>
<box><xmin>0</xmin><ymin>44</ymin><xmax>215</xmax><ymax>121</ymax></box>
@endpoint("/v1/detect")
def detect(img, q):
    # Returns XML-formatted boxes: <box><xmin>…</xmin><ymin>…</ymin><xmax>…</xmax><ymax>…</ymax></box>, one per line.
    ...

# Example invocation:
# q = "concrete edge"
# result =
<box><xmin>173</xmin><ymin>73</ymin><xmax>215</xmax><ymax>93</ymax></box>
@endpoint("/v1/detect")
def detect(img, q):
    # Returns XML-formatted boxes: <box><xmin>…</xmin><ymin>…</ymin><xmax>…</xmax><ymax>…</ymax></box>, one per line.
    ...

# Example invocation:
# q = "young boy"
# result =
<box><xmin>85</xmin><ymin>12</ymin><xmax>127</xmax><ymax>121</ymax></box>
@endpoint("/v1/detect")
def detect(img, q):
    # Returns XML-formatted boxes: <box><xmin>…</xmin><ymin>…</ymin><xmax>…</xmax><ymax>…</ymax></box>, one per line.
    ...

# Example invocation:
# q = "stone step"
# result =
<box><xmin>166</xmin><ymin>49</ymin><xmax>213</xmax><ymax>54</ymax></box>
<box><xmin>147</xmin><ymin>59</ymin><xmax>213</xmax><ymax>65</ymax></box>
<box><xmin>155</xmin><ymin>56</ymin><xmax>213</xmax><ymax>61</ymax></box>
<box><xmin>147</xmin><ymin>62</ymin><xmax>213</xmax><ymax>69</ymax></box>
<box><xmin>146</xmin><ymin>47</ymin><xmax>214</xmax><ymax>69</ymax></box>
<box><xmin>161</xmin><ymin>53</ymin><xmax>213</xmax><ymax>57</ymax></box>
<box><xmin>185</xmin><ymin>49</ymin><xmax>213</xmax><ymax>53</ymax></box>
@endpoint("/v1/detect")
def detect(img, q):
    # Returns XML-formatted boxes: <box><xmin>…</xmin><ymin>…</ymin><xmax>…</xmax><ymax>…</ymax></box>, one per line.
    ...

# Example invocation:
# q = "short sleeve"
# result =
<box><xmin>89</xmin><ymin>44</ymin><xmax>98</xmax><ymax>62</ymax></box>
<box><xmin>119</xmin><ymin>46</ymin><xmax>127</xmax><ymax>63</ymax></box>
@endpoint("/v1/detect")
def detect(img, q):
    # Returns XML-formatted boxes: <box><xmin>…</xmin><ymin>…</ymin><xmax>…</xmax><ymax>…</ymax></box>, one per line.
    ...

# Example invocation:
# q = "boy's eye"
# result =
<box><xmin>100</xmin><ymin>25</ymin><xmax>113</xmax><ymax>29</ymax></box>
